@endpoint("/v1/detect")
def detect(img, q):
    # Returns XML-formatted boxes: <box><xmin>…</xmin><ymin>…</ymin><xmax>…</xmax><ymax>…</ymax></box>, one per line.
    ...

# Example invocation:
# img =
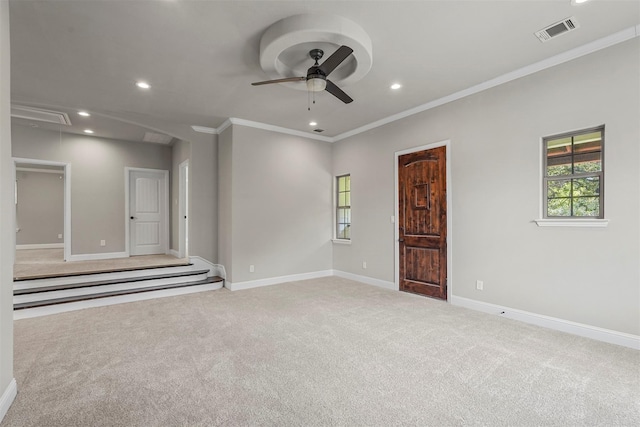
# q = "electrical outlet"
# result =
<box><xmin>362</xmin><ymin>261</ymin><xmax>367</xmax><ymax>269</ymax></box>
<box><xmin>249</xmin><ymin>265</ymin><xmax>255</xmax><ymax>273</ymax></box>
<box><xmin>58</xmin><ymin>234</ymin><xmax>62</xmax><ymax>239</ymax></box>
<box><xmin>100</xmin><ymin>240</ymin><xmax>106</xmax><ymax>247</ymax></box>
<box><xmin>476</xmin><ymin>280</ymin><xmax>484</xmax><ymax>291</ymax></box>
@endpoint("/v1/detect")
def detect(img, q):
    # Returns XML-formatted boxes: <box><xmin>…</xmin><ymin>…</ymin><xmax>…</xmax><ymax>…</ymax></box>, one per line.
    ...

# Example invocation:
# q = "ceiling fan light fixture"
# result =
<box><xmin>306</xmin><ymin>77</ymin><xmax>327</xmax><ymax>92</ymax></box>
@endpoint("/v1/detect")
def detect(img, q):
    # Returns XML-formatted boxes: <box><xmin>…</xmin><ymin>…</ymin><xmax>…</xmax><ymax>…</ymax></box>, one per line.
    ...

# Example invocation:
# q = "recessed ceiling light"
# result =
<box><xmin>83</xmin><ymin>129</ymin><xmax>94</xmax><ymax>134</ymax></box>
<box><xmin>78</xmin><ymin>111</ymin><xmax>90</xmax><ymax>117</ymax></box>
<box><xmin>136</xmin><ymin>81</ymin><xmax>151</xmax><ymax>89</ymax></box>
<box><xmin>390</xmin><ymin>83</ymin><xmax>402</xmax><ymax>90</ymax></box>
<box><xmin>309</xmin><ymin>121</ymin><xmax>318</xmax><ymax>126</ymax></box>
<box><xmin>571</xmin><ymin>0</ymin><xmax>589</xmax><ymax>4</ymax></box>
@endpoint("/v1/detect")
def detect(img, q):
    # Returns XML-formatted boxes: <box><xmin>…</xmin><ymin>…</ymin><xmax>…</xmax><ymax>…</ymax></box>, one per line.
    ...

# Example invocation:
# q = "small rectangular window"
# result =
<box><xmin>336</xmin><ymin>174</ymin><xmax>351</xmax><ymax>240</ymax></box>
<box><xmin>543</xmin><ymin>126</ymin><xmax>604</xmax><ymax>218</ymax></box>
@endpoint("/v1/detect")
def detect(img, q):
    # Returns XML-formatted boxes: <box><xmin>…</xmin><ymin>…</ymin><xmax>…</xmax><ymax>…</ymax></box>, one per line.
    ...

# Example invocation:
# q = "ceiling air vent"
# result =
<box><xmin>11</xmin><ymin>105</ymin><xmax>72</xmax><ymax>125</ymax></box>
<box><xmin>143</xmin><ymin>131</ymin><xmax>174</xmax><ymax>145</ymax></box>
<box><xmin>313</xmin><ymin>129</ymin><xmax>325</xmax><ymax>133</ymax></box>
<box><xmin>535</xmin><ymin>17</ymin><xmax>579</xmax><ymax>42</ymax></box>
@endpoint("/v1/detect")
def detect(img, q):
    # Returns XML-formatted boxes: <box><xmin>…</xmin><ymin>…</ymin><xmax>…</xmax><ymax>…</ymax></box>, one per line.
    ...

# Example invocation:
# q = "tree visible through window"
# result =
<box><xmin>543</xmin><ymin>126</ymin><xmax>604</xmax><ymax>218</ymax></box>
<box><xmin>336</xmin><ymin>174</ymin><xmax>351</xmax><ymax>239</ymax></box>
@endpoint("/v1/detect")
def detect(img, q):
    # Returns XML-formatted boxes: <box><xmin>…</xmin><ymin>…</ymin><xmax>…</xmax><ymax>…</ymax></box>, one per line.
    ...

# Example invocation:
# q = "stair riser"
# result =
<box><xmin>14</xmin><ymin>282</ymin><xmax>224</xmax><ymax>320</ymax></box>
<box><xmin>14</xmin><ymin>273</ymin><xmax>209</xmax><ymax>304</ymax></box>
<box><xmin>13</xmin><ymin>265</ymin><xmax>200</xmax><ymax>291</ymax></box>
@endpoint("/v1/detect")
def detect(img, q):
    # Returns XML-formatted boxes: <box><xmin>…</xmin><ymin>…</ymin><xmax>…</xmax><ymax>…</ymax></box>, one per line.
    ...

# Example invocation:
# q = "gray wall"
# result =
<box><xmin>15</xmin><ymin>169</ymin><xmax>64</xmax><ymax>245</ymax></box>
<box><xmin>189</xmin><ymin>134</ymin><xmax>218</xmax><ymax>263</ymax></box>
<box><xmin>0</xmin><ymin>0</ymin><xmax>14</xmax><ymax>416</ymax></box>
<box><xmin>92</xmin><ymin>115</ymin><xmax>219</xmax><ymax>263</ymax></box>
<box><xmin>170</xmin><ymin>139</ymin><xmax>190</xmax><ymax>252</ymax></box>
<box><xmin>219</xmin><ymin>125</ymin><xmax>333</xmax><ymax>284</ymax></box>
<box><xmin>11</xmin><ymin>125</ymin><xmax>172</xmax><ymax>255</ymax></box>
<box><xmin>332</xmin><ymin>39</ymin><xmax>640</xmax><ymax>335</ymax></box>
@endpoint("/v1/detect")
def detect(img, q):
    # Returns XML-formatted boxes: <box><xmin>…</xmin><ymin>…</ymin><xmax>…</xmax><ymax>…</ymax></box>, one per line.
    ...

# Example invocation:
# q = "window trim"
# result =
<box><xmin>537</xmin><ymin>125</ymin><xmax>608</xmax><ymax>227</ymax></box>
<box><xmin>333</xmin><ymin>174</ymin><xmax>351</xmax><ymax>242</ymax></box>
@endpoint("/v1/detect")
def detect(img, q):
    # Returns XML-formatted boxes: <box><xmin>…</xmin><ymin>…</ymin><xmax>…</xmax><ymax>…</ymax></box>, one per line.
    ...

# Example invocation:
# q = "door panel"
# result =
<box><xmin>135</xmin><ymin>177</ymin><xmax>160</xmax><ymax>213</ymax></box>
<box><xmin>130</xmin><ymin>170</ymin><xmax>167</xmax><ymax>256</ymax></box>
<box><xmin>134</xmin><ymin>222</ymin><xmax>160</xmax><ymax>246</ymax></box>
<box><xmin>398</xmin><ymin>146</ymin><xmax>447</xmax><ymax>299</ymax></box>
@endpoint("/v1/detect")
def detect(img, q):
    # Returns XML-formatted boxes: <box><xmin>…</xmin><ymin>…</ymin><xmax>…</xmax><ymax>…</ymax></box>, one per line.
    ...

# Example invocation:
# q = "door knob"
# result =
<box><xmin>130</xmin><ymin>216</ymin><xmax>136</xmax><ymax>220</ymax></box>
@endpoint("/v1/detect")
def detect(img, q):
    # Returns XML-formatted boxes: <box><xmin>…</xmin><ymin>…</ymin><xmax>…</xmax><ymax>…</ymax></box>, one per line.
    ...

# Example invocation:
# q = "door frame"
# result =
<box><xmin>124</xmin><ymin>167</ymin><xmax>169</xmax><ymax>257</ymax></box>
<box><xmin>394</xmin><ymin>140</ymin><xmax>453</xmax><ymax>301</ymax></box>
<box><xmin>12</xmin><ymin>157</ymin><xmax>71</xmax><ymax>262</ymax></box>
<box><xmin>178</xmin><ymin>160</ymin><xmax>189</xmax><ymax>259</ymax></box>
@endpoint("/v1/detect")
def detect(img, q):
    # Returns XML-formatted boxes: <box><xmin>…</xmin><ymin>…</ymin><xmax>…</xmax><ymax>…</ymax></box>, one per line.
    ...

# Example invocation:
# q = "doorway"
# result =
<box><xmin>13</xmin><ymin>158</ymin><xmax>71</xmax><ymax>262</ymax></box>
<box><xmin>126</xmin><ymin>168</ymin><xmax>169</xmax><ymax>256</ymax></box>
<box><xmin>395</xmin><ymin>142</ymin><xmax>451</xmax><ymax>300</ymax></box>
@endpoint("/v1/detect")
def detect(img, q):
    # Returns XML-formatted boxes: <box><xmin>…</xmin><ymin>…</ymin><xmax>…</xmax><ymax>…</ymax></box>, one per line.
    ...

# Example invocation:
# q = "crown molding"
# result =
<box><xmin>191</xmin><ymin>125</ymin><xmax>217</xmax><ymax>134</ymax></box>
<box><xmin>332</xmin><ymin>24</ymin><xmax>639</xmax><ymax>142</ymax></box>
<box><xmin>193</xmin><ymin>25</ymin><xmax>639</xmax><ymax>144</ymax></box>
<box><xmin>228</xmin><ymin>118</ymin><xmax>334</xmax><ymax>142</ymax></box>
<box><xmin>192</xmin><ymin>117</ymin><xmax>332</xmax><ymax>142</ymax></box>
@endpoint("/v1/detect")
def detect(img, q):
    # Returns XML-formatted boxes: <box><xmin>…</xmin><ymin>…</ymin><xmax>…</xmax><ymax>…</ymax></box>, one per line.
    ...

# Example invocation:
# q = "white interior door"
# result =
<box><xmin>129</xmin><ymin>169</ymin><xmax>168</xmax><ymax>256</ymax></box>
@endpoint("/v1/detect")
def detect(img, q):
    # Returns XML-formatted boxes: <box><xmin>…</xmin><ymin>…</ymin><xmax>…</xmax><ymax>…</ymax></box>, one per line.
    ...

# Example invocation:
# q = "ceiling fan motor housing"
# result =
<box><xmin>307</xmin><ymin>49</ymin><xmax>328</xmax><ymax>92</ymax></box>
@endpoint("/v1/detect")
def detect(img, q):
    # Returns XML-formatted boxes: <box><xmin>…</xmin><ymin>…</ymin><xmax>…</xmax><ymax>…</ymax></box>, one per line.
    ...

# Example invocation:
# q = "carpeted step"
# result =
<box><xmin>14</xmin><ymin>261</ymin><xmax>193</xmax><ymax>282</ymax></box>
<box><xmin>14</xmin><ymin>269</ymin><xmax>211</xmax><ymax>295</ymax></box>
<box><xmin>14</xmin><ymin>276</ymin><xmax>224</xmax><ymax>310</ymax></box>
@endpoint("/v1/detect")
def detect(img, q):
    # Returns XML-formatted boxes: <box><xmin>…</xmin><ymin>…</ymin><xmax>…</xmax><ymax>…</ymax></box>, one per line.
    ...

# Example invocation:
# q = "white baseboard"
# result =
<box><xmin>333</xmin><ymin>270</ymin><xmax>397</xmax><ymax>291</ymax></box>
<box><xmin>16</xmin><ymin>243</ymin><xmax>63</xmax><ymax>250</ymax></box>
<box><xmin>67</xmin><ymin>251</ymin><xmax>128</xmax><ymax>262</ymax></box>
<box><xmin>226</xmin><ymin>270</ymin><xmax>333</xmax><ymax>291</ymax></box>
<box><xmin>0</xmin><ymin>378</ymin><xmax>17</xmax><ymax>423</ymax></box>
<box><xmin>451</xmin><ymin>295</ymin><xmax>640</xmax><ymax>350</ymax></box>
<box><xmin>190</xmin><ymin>256</ymin><xmax>226</xmax><ymax>279</ymax></box>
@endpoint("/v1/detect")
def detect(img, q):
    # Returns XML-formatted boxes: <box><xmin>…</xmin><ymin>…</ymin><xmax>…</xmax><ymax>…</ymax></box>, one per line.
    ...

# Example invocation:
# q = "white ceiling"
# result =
<box><xmin>8</xmin><ymin>0</ymin><xmax>640</xmax><ymax>143</ymax></box>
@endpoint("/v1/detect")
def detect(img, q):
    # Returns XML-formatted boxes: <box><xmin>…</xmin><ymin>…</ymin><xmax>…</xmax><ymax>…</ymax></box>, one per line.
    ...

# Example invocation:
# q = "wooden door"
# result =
<box><xmin>129</xmin><ymin>170</ymin><xmax>167</xmax><ymax>256</ymax></box>
<box><xmin>398</xmin><ymin>146</ymin><xmax>447</xmax><ymax>299</ymax></box>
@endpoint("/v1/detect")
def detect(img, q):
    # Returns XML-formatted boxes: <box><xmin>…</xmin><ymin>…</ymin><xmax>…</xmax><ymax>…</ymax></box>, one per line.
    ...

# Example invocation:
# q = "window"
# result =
<box><xmin>543</xmin><ymin>126</ymin><xmax>604</xmax><ymax>218</ymax></box>
<box><xmin>336</xmin><ymin>174</ymin><xmax>351</xmax><ymax>240</ymax></box>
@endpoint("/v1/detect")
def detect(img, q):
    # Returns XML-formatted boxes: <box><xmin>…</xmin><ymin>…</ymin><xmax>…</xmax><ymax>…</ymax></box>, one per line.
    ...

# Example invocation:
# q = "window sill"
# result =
<box><xmin>534</xmin><ymin>218</ymin><xmax>609</xmax><ymax>228</ymax></box>
<box><xmin>332</xmin><ymin>239</ymin><xmax>352</xmax><ymax>245</ymax></box>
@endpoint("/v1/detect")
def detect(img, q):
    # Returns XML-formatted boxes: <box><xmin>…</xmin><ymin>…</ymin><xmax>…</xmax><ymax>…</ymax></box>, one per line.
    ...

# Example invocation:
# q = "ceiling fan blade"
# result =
<box><xmin>251</xmin><ymin>76</ymin><xmax>305</xmax><ymax>86</ymax></box>
<box><xmin>325</xmin><ymin>80</ymin><xmax>353</xmax><ymax>104</ymax></box>
<box><xmin>318</xmin><ymin>45</ymin><xmax>353</xmax><ymax>76</ymax></box>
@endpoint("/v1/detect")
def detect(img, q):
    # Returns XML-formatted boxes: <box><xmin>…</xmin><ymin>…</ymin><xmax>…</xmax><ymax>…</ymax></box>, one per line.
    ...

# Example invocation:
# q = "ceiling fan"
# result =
<box><xmin>251</xmin><ymin>45</ymin><xmax>354</xmax><ymax>104</ymax></box>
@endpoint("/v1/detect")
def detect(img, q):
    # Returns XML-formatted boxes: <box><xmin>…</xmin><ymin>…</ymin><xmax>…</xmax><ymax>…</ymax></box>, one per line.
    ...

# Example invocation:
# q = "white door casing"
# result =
<box><xmin>127</xmin><ymin>168</ymin><xmax>169</xmax><ymax>256</ymax></box>
<box><xmin>178</xmin><ymin>160</ymin><xmax>189</xmax><ymax>259</ymax></box>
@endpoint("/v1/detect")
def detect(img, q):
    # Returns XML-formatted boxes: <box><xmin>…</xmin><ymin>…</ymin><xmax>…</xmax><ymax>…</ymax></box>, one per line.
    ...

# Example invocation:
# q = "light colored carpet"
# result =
<box><xmin>2</xmin><ymin>277</ymin><xmax>639</xmax><ymax>426</ymax></box>
<box><xmin>13</xmin><ymin>249</ymin><xmax>189</xmax><ymax>280</ymax></box>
